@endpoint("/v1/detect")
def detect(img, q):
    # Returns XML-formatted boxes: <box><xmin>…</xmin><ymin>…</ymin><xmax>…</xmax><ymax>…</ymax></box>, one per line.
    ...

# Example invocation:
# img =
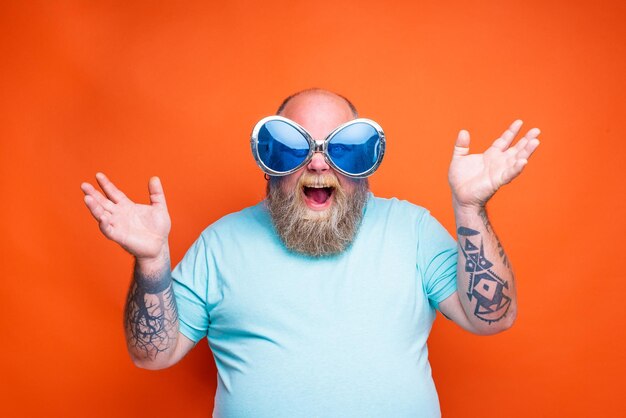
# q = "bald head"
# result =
<box><xmin>278</xmin><ymin>88</ymin><xmax>358</xmax><ymax>117</ymax></box>
<box><xmin>277</xmin><ymin>89</ymin><xmax>358</xmax><ymax>140</ymax></box>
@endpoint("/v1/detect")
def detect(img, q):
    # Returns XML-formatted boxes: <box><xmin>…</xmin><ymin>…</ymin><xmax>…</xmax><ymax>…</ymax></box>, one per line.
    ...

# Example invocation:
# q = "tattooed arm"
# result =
<box><xmin>440</xmin><ymin>206</ymin><xmax>517</xmax><ymax>334</ymax></box>
<box><xmin>124</xmin><ymin>254</ymin><xmax>195</xmax><ymax>369</ymax></box>
<box><xmin>439</xmin><ymin>121</ymin><xmax>540</xmax><ymax>335</ymax></box>
<box><xmin>82</xmin><ymin>173</ymin><xmax>195</xmax><ymax>368</ymax></box>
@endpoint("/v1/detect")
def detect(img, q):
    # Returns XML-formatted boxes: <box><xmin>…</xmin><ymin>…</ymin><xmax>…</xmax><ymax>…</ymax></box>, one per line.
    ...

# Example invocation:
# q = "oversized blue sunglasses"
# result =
<box><xmin>250</xmin><ymin>116</ymin><xmax>386</xmax><ymax>178</ymax></box>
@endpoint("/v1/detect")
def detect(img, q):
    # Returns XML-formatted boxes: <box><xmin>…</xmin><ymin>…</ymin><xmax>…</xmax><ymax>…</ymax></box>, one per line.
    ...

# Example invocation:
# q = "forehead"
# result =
<box><xmin>279</xmin><ymin>92</ymin><xmax>355</xmax><ymax>139</ymax></box>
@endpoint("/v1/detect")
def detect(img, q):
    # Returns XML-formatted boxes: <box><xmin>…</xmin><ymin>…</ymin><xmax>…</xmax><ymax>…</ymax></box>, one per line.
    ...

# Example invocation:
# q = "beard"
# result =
<box><xmin>266</xmin><ymin>172</ymin><xmax>369</xmax><ymax>257</ymax></box>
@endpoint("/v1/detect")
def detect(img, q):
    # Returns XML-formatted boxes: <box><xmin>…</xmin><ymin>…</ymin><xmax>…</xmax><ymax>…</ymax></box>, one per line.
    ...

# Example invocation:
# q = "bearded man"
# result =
<box><xmin>81</xmin><ymin>88</ymin><xmax>540</xmax><ymax>417</ymax></box>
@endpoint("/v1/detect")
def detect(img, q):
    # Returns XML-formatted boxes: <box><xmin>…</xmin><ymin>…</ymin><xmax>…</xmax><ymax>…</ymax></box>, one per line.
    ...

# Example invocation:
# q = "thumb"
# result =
<box><xmin>148</xmin><ymin>176</ymin><xmax>167</xmax><ymax>207</ymax></box>
<box><xmin>453</xmin><ymin>130</ymin><xmax>471</xmax><ymax>158</ymax></box>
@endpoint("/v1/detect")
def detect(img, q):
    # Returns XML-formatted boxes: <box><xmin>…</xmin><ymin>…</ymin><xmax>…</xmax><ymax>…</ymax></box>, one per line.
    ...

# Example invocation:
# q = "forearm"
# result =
<box><xmin>453</xmin><ymin>202</ymin><xmax>516</xmax><ymax>334</ymax></box>
<box><xmin>124</xmin><ymin>247</ymin><xmax>180</xmax><ymax>368</ymax></box>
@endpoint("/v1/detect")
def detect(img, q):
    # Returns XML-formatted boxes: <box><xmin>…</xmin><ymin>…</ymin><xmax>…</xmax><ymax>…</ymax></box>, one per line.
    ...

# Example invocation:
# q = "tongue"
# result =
<box><xmin>305</xmin><ymin>187</ymin><xmax>331</xmax><ymax>204</ymax></box>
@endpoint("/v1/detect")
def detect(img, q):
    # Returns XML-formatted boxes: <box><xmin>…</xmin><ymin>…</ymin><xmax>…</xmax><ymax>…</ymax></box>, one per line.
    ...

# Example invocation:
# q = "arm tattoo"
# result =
<box><xmin>479</xmin><ymin>210</ymin><xmax>492</xmax><ymax>233</ymax></box>
<box><xmin>457</xmin><ymin>227</ymin><xmax>511</xmax><ymax>324</ymax></box>
<box><xmin>124</xmin><ymin>264</ymin><xmax>178</xmax><ymax>359</ymax></box>
<box><xmin>497</xmin><ymin>240</ymin><xmax>512</xmax><ymax>270</ymax></box>
<box><xmin>479</xmin><ymin>208</ymin><xmax>512</xmax><ymax>270</ymax></box>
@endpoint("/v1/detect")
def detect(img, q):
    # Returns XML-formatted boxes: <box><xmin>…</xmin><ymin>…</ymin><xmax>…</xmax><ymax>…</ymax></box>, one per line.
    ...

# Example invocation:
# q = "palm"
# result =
<box><xmin>448</xmin><ymin>120</ymin><xmax>541</xmax><ymax>208</ymax></box>
<box><xmin>81</xmin><ymin>174</ymin><xmax>171</xmax><ymax>260</ymax></box>
<box><xmin>104</xmin><ymin>199</ymin><xmax>170</xmax><ymax>258</ymax></box>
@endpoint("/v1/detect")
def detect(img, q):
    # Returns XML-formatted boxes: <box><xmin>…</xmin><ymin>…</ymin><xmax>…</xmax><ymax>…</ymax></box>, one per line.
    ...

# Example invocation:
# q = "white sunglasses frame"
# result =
<box><xmin>250</xmin><ymin>115</ymin><xmax>386</xmax><ymax>178</ymax></box>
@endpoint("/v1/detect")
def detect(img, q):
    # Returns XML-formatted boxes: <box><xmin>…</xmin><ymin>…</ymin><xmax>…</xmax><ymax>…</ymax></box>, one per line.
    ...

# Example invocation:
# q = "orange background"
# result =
<box><xmin>2</xmin><ymin>1</ymin><xmax>624</xmax><ymax>417</ymax></box>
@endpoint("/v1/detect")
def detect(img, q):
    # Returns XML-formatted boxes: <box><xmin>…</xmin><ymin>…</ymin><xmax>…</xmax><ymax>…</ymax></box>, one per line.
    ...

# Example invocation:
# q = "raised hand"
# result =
<box><xmin>448</xmin><ymin>120</ymin><xmax>541</xmax><ymax>209</ymax></box>
<box><xmin>81</xmin><ymin>173</ymin><xmax>171</xmax><ymax>265</ymax></box>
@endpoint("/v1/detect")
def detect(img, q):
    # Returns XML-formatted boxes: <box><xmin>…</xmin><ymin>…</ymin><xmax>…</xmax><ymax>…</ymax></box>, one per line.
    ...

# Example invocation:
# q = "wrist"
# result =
<box><xmin>452</xmin><ymin>197</ymin><xmax>485</xmax><ymax>217</ymax></box>
<box><xmin>135</xmin><ymin>245</ymin><xmax>170</xmax><ymax>277</ymax></box>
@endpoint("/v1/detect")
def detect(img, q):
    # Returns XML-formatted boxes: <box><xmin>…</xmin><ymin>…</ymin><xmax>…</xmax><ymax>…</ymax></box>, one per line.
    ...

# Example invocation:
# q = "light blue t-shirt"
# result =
<box><xmin>172</xmin><ymin>195</ymin><xmax>458</xmax><ymax>418</ymax></box>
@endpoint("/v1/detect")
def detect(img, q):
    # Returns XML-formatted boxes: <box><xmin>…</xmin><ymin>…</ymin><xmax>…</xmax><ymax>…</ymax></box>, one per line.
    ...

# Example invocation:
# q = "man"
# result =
<box><xmin>81</xmin><ymin>89</ymin><xmax>540</xmax><ymax>417</ymax></box>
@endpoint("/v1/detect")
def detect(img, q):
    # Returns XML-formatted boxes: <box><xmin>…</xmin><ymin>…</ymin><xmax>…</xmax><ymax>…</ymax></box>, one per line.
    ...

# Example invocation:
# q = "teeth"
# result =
<box><xmin>304</xmin><ymin>185</ymin><xmax>333</xmax><ymax>188</ymax></box>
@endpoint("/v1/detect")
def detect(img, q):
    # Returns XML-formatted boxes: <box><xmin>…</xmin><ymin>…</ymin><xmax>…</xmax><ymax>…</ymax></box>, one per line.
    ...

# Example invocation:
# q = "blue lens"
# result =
<box><xmin>257</xmin><ymin>120</ymin><xmax>310</xmax><ymax>173</ymax></box>
<box><xmin>328</xmin><ymin>122</ymin><xmax>381</xmax><ymax>175</ymax></box>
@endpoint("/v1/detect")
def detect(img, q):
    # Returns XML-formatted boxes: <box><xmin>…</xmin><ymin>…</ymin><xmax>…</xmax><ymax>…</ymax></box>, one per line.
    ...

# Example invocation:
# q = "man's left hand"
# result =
<box><xmin>448</xmin><ymin>120</ymin><xmax>541</xmax><ymax>209</ymax></box>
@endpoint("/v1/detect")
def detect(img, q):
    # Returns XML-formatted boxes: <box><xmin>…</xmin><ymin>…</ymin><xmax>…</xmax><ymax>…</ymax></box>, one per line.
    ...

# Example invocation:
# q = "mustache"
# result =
<box><xmin>296</xmin><ymin>172</ymin><xmax>342</xmax><ymax>189</ymax></box>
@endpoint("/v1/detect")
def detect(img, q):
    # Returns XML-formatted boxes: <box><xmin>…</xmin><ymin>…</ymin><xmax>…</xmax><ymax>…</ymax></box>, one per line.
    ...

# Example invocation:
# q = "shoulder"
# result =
<box><xmin>197</xmin><ymin>201</ymin><xmax>275</xmax><ymax>244</ymax></box>
<box><xmin>358</xmin><ymin>194</ymin><xmax>438</xmax><ymax>244</ymax></box>
<box><xmin>366</xmin><ymin>194</ymin><xmax>431</xmax><ymax>223</ymax></box>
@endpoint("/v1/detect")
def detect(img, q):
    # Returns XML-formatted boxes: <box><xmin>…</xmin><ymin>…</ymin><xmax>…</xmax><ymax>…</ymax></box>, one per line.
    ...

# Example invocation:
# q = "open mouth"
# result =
<box><xmin>303</xmin><ymin>185</ymin><xmax>335</xmax><ymax>206</ymax></box>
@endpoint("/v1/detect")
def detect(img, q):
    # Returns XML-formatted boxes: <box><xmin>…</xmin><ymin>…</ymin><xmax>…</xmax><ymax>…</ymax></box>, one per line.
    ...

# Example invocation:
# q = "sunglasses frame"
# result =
<box><xmin>250</xmin><ymin>115</ymin><xmax>386</xmax><ymax>178</ymax></box>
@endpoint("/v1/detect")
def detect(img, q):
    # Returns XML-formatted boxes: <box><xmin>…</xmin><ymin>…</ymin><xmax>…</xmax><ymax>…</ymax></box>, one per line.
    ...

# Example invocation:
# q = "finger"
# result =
<box><xmin>81</xmin><ymin>182</ymin><xmax>115</xmax><ymax>212</ymax></box>
<box><xmin>502</xmin><ymin>159</ymin><xmax>528</xmax><ymax>184</ymax></box>
<box><xmin>453</xmin><ymin>130</ymin><xmax>471</xmax><ymax>158</ymax></box>
<box><xmin>524</xmin><ymin>127</ymin><xmax>541</xmax><ymax>139</ymax></box>
<box><xmin>95</xmin><ymin>172</ymin><xmax>127</xmax><ymax>204</ymax></box>
<box><xmin>83</xmin><ymin>195</ymin><xmax>116</xmax><ymax>240</ymax></box>
<box><xmin>510</xmin><ymin>127</ymin><xmax>540</xmax><ymax>153</ymax></box>
<box><xmin>510</xmin><ymin>137</ymin><xmax>528</xmax><ymax>154</ymax></box>
<box><xmin>518</xmin><ymin>127</ymin><xmax>541</xmax><ymax>145</ymax></box>
<box><xmin>148</xmin><ymin>176</ymin><xmax>168</xmax><ymax>207</ymax></box>
<box><xmin>492</xmin><ymin>120</ymin><xmax>523</xmax><ymax>150</ymax></box>
<box><xmin>516</xmin><ymin>137</ymin><xmax>540</xmax><ymax>160</ymax></box>
<box><xmin>97</xmin><ymin>213</ymin><xmax>115</xmax><ymax>239</ymax></box>
<box><xmin>83</xmin><ymin>194</ymin><xmax>111</xmax><ymax>222</ymax></box>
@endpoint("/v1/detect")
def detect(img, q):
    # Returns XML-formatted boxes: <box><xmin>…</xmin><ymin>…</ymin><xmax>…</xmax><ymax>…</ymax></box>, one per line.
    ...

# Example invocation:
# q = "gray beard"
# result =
<box><xmin>266</xmin><ymin>177</ymin><xmax>369</xmax><ymax>257</ymax></box>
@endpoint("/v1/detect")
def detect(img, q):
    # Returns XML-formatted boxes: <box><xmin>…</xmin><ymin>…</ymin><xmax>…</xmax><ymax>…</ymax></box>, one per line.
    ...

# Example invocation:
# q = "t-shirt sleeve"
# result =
<box><xmin>171</xmin><ymin>235</ymin><xmax>210</xmax><ymax>343</ymax></box>
<box><xmin>417</xmin><ymin>212</ymin><xmax>458</xmax><ymax>311</ymax></box>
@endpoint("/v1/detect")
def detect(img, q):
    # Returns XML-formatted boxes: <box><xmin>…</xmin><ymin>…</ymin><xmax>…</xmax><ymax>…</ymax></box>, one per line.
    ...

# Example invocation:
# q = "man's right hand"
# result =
<box><xmin>81</xmin><ymin>173</ymin><xmax>171</xmax><ymax>270</ymax></box>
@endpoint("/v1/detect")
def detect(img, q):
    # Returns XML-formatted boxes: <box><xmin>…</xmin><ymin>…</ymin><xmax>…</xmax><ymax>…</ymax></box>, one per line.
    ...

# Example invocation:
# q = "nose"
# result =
<box><xmin>307</xmin><ymin>151</ymin><xmax>330</xmax><ymax>174</ymax></box>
